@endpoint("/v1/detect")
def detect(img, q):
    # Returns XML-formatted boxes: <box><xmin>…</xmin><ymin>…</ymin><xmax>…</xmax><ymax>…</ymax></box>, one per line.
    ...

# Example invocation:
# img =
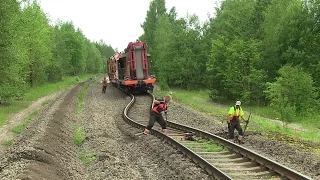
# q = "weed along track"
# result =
<box><xmin>122</xmin><ymin>91</ymin><xmax>313</xmax><ymax>180</ymax></box>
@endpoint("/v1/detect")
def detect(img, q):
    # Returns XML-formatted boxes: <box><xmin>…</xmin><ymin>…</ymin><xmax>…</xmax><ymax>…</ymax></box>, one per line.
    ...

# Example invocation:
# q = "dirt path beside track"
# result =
<box><xmin>0</xmin><ymin>83</ymin><xmax>87</xmax><ymax>180</ymax></box>
<box><xmin>0</xmin><ymin>90</ymin><xmax>66</xmax><ymax>152</ymax></box>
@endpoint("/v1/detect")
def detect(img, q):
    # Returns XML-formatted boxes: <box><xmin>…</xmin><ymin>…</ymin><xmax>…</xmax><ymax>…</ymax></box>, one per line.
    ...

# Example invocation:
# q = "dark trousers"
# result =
<box><xmin>146</xmin><ymin>111</ymin><xmax>167</xmax><ymax>130</ymax></box>
<box><xmin>102</xmin><ymin>86</ymin><xmax>107</xmax><ymax>93</ymax></box>
<box><xmin>228</xmin><ymin>120</ymin><xmax>243</xmax><ymax>139</ymax></box>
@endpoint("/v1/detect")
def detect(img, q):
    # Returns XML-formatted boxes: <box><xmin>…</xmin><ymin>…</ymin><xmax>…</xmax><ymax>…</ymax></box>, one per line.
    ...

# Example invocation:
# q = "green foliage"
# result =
<box><xmin>73</xmin><ymin>125</ymin><xmax>86</xmax><ymax>146</ymax></box>
<box><xmin>75</xmin><ymin>76</ymin><xmax>80</xmax><ymax>82</ymax></box>
<box><xmin>265</xmin><ymin>65</ymin><xmax>318</xmax><ymax>118</ymax></box>
<box><xmin>0</xmin><ymin>0</ymin><xmax>115</xmax><ymax>102</ymax></box>
<box><xmin>208</xmin><ymin>37</ymin><xmax>266</xmax><ymax>104</ymax></box>
<box><xmin>140</xmin><ymin>0</ymin><xmax>320</xmax><ymax>115</ymax></box>
<box><xmin>140</xmin><ymin>0</ymin><xmax>167</xmax><ymax>73</ymax></box>
<box><xmin>212</xmin><ymin>0</ymin><xmax>257</xmax><ymax>40</ymax></box>
<box><xmin>0</xmin><ymin>0</ymin><xmax>27</xmax><ymax>102</ymax></box>
<box><xmin>141</xmin><ymin>1</ymin><xmax>207</xmax><ymax>89</ymax></box>
<box><xmin>21</xmin><ymin>2</ymin><xmax>52</xmax><ymax>87</ymax></box>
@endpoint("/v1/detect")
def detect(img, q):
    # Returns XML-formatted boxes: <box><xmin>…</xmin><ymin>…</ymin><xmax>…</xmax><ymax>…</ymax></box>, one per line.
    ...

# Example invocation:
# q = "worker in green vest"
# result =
<box><xmin>227</xmin><ymin>101</ymin><xmax>247</xmax><ymax>142</ymax></box>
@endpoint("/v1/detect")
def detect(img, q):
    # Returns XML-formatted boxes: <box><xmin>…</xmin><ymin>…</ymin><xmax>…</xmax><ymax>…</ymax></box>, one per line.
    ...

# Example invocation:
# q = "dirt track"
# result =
<box><xmin>0</xmin><ymin>90</ymin><xmax>63</xmax><ymax>152</ymax></box>
<box><xmin>0</xmin><ymin>82</ymin><xmax>87</xmax><ymax>179</ymax></box>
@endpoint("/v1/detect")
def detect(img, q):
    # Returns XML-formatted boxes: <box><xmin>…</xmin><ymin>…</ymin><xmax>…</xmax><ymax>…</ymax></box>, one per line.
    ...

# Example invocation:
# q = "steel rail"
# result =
<box><xmin>121</xmin><ymin>89</ymin><xmax>312</xmax><ymax>180</ymax></box>
<box><xmin>122</xmin><ymin>92</ymin><xmax>232</xmax><ymax>180</ymax></box>
<box><xmin>167</xmin><ymin>121</ymin><xmax>312</xmax><ymax>180</ymax></box>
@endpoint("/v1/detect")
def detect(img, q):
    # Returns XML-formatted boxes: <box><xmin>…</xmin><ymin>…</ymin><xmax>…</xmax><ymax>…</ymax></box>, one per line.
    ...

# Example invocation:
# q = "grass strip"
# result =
<box><xmin>73</xmin><ymin>125</ymin><xmax>86</xmax><ymax>146</ymax></box>
<box><xmin>1</xmin><ymin>139</ymin><xmax>13</xmax><ymax>147</ymax></box>
<box><xmin>183</xmin><ymin>140</ymin><xmax>225</xmax><ymax>152</ymax></box>
<box><xmin>154</xmin><ymin>88</ymin><xmax>320</xmax><ymax>143</ymax></box>
<box><xmin>11</xmin><ymin>110</ymin><xmax>38</xmax><ymax>134</ymax></box>
<box><xmin>77</xmin><ymin>82</ymin><xmax>90</xmax><ymax>115</ymax></box>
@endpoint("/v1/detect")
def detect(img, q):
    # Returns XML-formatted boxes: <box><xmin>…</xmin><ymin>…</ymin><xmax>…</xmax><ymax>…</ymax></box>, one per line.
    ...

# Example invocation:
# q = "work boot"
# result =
<box><xmin>161</xmin><ymin>129</ymin><xmax>168</xmax><ymax>134</ymax></box>
<box><xmin>143</xmin><ymin>129</ymin><xmax>150</xmax><ymax>135</ymax></box>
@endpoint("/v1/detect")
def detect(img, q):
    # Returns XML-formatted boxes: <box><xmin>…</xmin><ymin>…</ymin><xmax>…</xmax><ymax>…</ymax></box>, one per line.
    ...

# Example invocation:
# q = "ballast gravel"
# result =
<box><xmin>79</xmin><ymin>82</ymin><xmax>213</xmax><ymax>180</ymax></box>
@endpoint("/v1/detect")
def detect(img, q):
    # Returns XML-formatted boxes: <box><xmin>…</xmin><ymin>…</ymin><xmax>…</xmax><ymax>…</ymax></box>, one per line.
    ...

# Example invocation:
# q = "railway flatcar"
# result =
<box><xmin>107</xmin><ymin>41</ymin><xmax>156</xmax><ymax>93</ymax></box>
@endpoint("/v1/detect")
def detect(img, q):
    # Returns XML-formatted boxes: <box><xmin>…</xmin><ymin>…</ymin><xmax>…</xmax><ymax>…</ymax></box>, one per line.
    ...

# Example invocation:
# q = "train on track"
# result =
<box><xmin>107</xmin><ymin>41</ymin><xmax>156</xmax><ymax>93</ymax></box>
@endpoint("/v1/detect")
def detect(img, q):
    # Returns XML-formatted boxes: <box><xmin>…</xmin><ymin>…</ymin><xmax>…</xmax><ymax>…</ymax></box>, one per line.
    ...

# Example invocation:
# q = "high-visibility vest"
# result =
<box><xmin>228</xmin><ymin>106</ymin><xmax>243</xmax><ymax>121</ymax></box>
<box><xmin>152</xmin><ymin>103</ymin><xmax>168</xmax><ymax>114</ymax></box>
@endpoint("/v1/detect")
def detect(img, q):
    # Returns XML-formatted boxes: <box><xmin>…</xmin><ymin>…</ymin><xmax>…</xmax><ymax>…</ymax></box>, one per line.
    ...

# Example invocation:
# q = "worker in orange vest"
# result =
<box><xmin>227</xmin><ymin>101</ymin><xmax>247</xmax><ymax>142</ymax></box>
<box><xmin>143</xmin><ymin>95</ymin><xmax>171</xmax><ymax>135</ymax></box>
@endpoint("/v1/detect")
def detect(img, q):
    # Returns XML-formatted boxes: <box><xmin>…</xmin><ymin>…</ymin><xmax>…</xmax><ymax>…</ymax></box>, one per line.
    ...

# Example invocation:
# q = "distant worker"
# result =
<box><xmin>143</xmin><ymin>95</ymin><xmax>171</xmax><ymax>135</ymax></box>
<box><xmin>102</xmin><ymin>77</ymin><xmax>108</xmax><ymax>93</ymax></box>
<box><xmin>227</xmin><ymin>101</ymin><xmax>247</xmax><ymax>142</ymax></box>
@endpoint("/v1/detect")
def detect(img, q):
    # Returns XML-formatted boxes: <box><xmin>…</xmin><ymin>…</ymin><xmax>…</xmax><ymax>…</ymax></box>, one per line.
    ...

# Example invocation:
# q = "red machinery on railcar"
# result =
<box><xmin>107</xmin><ymin>41</ymin><xmax>156</xmax><ymax>92</ymax></box>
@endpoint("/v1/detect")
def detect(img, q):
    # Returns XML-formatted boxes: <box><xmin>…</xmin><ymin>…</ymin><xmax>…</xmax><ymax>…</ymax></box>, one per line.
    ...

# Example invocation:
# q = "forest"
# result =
<box><xmin>0</xmin><ymin>0</ymin><xmax>115</xmax><ymax>103</ymax></box>
<box><xmin>139</xmin><ymin>0</ymin><xmax>320</xmax><ymax>121</ymax></box>
<box><xmin>1</xmin><ymin>0</ymin><xmax>319</xmax><ymax>123</ymax></box>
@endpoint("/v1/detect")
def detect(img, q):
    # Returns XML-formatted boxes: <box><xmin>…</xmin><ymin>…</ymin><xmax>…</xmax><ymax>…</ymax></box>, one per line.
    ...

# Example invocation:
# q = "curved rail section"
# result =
<box><xmin>167</xmin><ymin>121</ymin><xmax>312</xmax><ymax>180</ymax></box>
<box><xmin>122</xmin><ymin>92</ymin><xmax>232</xmax><ymax>179</ymax></box>
<box><xmin>122</xmin><ymin>91</ymin><xmax>312</xmax><ymax>180</ymax></box>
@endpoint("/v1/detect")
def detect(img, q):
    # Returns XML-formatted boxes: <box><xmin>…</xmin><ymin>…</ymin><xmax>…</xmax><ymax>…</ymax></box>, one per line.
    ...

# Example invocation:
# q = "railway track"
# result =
<box><xmin>122</xmin><ymin>92</ymin><xmax>312</xmax><ymax>180</ymax></box>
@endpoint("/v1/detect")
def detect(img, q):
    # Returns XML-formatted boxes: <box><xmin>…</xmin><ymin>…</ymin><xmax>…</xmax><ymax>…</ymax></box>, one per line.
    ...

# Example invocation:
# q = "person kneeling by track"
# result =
<box><xmin>143</xmin><ymin>95</ymin><xmax>171</xmax><ymax>135</ymax></box>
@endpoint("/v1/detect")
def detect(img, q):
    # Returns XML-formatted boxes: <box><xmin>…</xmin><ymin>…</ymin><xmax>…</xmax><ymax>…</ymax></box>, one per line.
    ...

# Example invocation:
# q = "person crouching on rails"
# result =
<box><xmin>143</xmin><ymin>95</ymin><xmax>171</xmax><ymax>135</ymax></box>
<box><xmin>227</xmin><ymin>101</ymin><xmax>247</xmax><ymax>142</ymax></box>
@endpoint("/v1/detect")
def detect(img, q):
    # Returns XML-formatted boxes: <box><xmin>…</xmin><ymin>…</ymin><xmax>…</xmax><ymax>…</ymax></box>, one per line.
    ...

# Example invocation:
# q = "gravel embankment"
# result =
<box><xmin>167</xmin><ymin>101</ymin><xmax>320</xmax><ymax>179</ymax></box>
<box><xmin>79</xmin><ymin>82</ymin><xmax>214</xmax><ymax>180</ymax></box>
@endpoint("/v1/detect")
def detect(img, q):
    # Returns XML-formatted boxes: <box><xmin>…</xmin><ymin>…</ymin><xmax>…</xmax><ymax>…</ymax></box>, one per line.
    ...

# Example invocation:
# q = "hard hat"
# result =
<box><xmin>235</xmin><ymin>101</ymin><xmax>241</xmax><ymax>106</ymax></box>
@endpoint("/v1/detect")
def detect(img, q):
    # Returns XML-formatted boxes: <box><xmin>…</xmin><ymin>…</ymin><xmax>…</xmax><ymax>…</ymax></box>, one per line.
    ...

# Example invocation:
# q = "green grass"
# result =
<box><xmin>79</xmin><ymin>151</ymin><xmax>96</xmax><ymax>164</ymax></box>
<box><xmin>77</xmin><ymin>82</ymin><xmax>90</xmax><ymax>115</ymax></box>
<box><xmin>11</xmin><ymin>110</ymin><xmax>38</xmax><ymax>134</ymax></box>
<box><xmin>154</xmin><ymin>88</ymin><xmax>320</xmax><ymax>143</ymax></box>
<box><xmin>1</xmin><ymin>139</ymin><xmax>13</xmax><ymax>147</ymax></box>
<box><xmin>0</xmin><ymin>74</ymin><xmax>95</xmax><ymax>127</ymax></box>
<box><xmin>183</xmin><ymin>140</ymin><xmax>225</xmax><ymax>152</ymax></box>
<box><xmin>73</xmin><ymin>125</ymin><xmax>86</xmax><ymax>146</ymax></box>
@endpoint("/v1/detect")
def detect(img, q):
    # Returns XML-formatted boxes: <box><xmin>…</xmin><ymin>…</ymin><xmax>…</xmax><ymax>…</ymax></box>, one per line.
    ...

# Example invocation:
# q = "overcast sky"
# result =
<box><xmin>38</xmin><ymin>0</ymin><xmax>221</xmax><ymax>51</ymax></box>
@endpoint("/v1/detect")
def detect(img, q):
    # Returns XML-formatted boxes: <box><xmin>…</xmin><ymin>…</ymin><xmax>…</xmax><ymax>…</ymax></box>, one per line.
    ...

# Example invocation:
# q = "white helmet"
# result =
<box><xmin>235</xmin><ymin>101</ymin><xmax>241</xmax><ymax>106</ymax></box>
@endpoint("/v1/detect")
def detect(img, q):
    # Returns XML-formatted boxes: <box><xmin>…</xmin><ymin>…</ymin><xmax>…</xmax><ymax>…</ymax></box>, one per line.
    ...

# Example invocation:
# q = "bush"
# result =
<box><xmin>265</xmin><ymin>65</ymin><xmax>318</xmax><ymax>119</ymax></box>
<box><xmin>75</xmin><ymin>76</ymin><xmax>80</xmax><ymax>82</ymax></box>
